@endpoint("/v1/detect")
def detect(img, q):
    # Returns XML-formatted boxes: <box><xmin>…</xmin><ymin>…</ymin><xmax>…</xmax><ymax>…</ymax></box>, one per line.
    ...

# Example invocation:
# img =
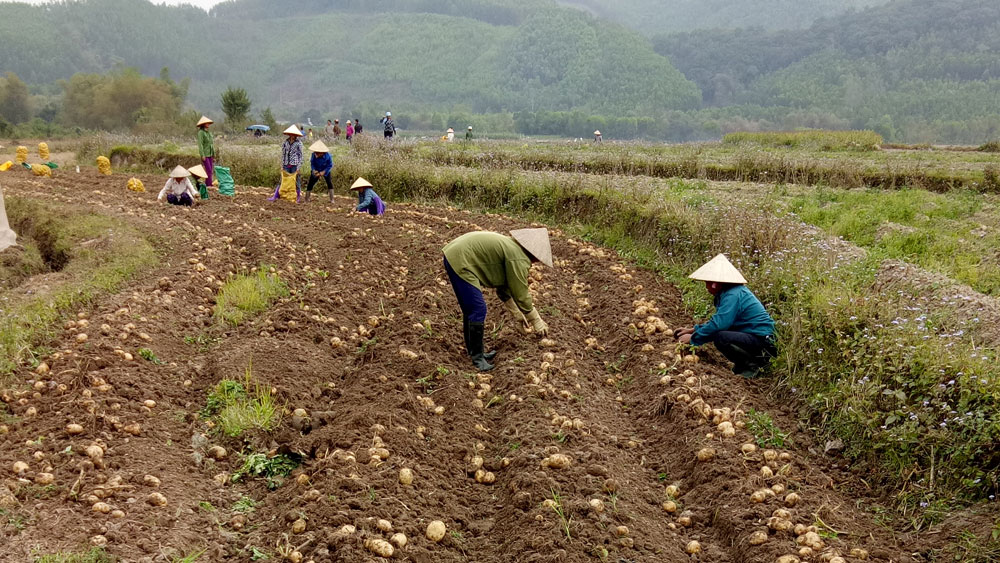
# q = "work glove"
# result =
<box><xmin>503</xmin><ymin>299</ymin><xmax>529</xmax><ymax>334</ymax></box>
<box><xmin>524</xmin><ymin>308</ymin><xmax>549</xmax><ymax>337</ymax></box>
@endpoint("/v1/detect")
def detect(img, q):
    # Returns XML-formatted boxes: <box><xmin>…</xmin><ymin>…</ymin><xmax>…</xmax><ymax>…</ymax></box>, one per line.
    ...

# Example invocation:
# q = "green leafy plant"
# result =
<box><xmin>231</xmin><ymin>452</ymin><xmax>299</xmax><ymax>490</ymax></box>
<box><xmin>136</xmin><ymin>347</ymin><xmax>162</xmax><ymax>364</ymax></box>
<box><xmin>746</xmin><ymin>409</ymin><xmax>789</xmax><ymax>448</ymax></box>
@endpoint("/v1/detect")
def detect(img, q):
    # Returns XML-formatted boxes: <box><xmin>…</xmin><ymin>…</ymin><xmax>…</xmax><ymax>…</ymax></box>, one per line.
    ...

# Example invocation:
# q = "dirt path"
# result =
<box><xmin>1</xmin><ymin>171</ymin><xmax>907</xmax><ymax>562</ymax></box>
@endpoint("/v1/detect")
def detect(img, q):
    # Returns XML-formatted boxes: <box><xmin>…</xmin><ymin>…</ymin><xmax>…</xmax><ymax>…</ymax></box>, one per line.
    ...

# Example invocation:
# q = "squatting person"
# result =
<box><xmin>675</xmin><ymin>254</ymin><xmax>776</xmax><ymax>378</ymax></box>
<box><xmin>350</xmin><ymin>177</ymin><xmax>386</xmax><ymax>215</ymax></box>
<box><xmin>157</xmin><ymin>166</ymin><xmax>199</xmax><ymax>206</ymax></box>
<box><xmin>304</xmin><ymin>140</ymin><xmax>334</xmax><ymax>202</ymax></box>
<box><xmin>442</xmin><ymin>228</ymin><xmax>553</xmax><ymax>371</ymax></box>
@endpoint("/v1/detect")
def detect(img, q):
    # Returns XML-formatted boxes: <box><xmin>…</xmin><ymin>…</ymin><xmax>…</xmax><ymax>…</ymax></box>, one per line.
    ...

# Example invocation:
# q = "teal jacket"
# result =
<box><xmin>692</xmin><ymin>285</ymin><xmax>774</xmax><ymax>345</ymax></box>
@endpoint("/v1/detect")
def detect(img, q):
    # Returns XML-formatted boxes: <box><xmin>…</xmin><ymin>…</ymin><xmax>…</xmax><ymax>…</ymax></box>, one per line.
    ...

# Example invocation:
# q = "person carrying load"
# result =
<box><xmin>196</xmin><ymin>116</ymin><xmax>215</xmax><ymax>188</ymax></box>
<box><xmin>268</xmin><ymin>125</ymin><xmax>304</xmax><ymax>202</ymax></box>
<box><xmin>675</xmin><ymin>254</ymin><xmax>776</xmax><ymax>378</ymax></box>
<box><xmin>157</xmin><ymin>166</ymin><xmax>199</xmax><ymax>207</ymax></box>
<box><xmin>305</xmin><ymin>141</ymin><xmax>334</xmax><ymax>203</ymax></box>
<box><xmin>442</xmin><ymin>228</ymin><xmax>553</xmax><ymax>372</ymax></box>
<box><xmin>350</xmin><ymin>178</ymin><xmax>385</xmax><ymax>216</ymax></box>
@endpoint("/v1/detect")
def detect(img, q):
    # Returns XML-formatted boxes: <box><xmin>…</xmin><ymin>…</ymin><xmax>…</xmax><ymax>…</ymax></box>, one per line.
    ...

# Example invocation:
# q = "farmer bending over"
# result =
<box><xmin>442</xmin><ymin>228</ymin><xmax>552</xmax><ymax>372</ymax></box>
<box><xmin>157</xmin><ymin>166</ymin><xmax>199</xmax><ymax>207</ymax></box>
<box><xmin>675</xmin><ymin>254</ymin><xmax>776</xmax><ymax>378</ymax></box>
<box><xmin>304</xmin><ymin>141</ymin><xmax>334</xmax><ymax>203</ymax></box>
<box><xmin>350</xmin><ymin>177</ymin><xmax>386</xmax><ymax>215</ymax></box>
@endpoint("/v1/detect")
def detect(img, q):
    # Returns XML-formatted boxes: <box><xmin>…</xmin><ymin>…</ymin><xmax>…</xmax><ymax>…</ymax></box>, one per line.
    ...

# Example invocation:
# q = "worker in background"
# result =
<box><xmin>442</xmin><ymin>228</ymin><xmax>553</xmax><ymax>371</ymax></box>
<box><xmin>188</xmin><ymin>164</ymin><xmax>210</xmax><ymax>200</ymax></box>
<box><xmin>196</xmin><ymin>115</ymin><xmax>215</xmax><ymax>188</ymax></box>
<box><xmin>158</xmin><ymin>166</ymin><xmax>199</xmax><ymax>206</ymax></box>
<box><xmin>305</xmin><ymin>140</ymin><xmax>334</xmax><ymax>203</ymax></box>
<box><xmin>346</xmin><ymin>120</ymin><xmax>354</xmax><ymax>142</ymax></box>
<box><xmin>381</xmin><ymin>112</ymin><xmax>396</xmax><ymax>139</ymax></box>
<box><xmin>675</xmin><ymin>254</ymin><xmax>776</xmax><ymax>378</ymax></box>
<box><xmin>332</xmin><ymin>119</ymin><xmax>341</xmax><ymax>140</ymax></box>
<box><xmin>350</xmin><ymin>177</ymin><xmax>385</xmax><ymax>216</ymax></box>
<box><xmin>268</xmin><ymin>125</ymin><xmax>305</xmax><ymax>202</ymax></box>
<box><xmin>446</xmin><ymin>127</ymin><xmax>455</xmax><ymax>142</ymax></box>
<box><xmin>594</xmin><ymin>130</ymin><xmax>602</xmax><ymax>143</ymax></box>
<box><xmin>466</xmin><ymin>126</ymin><xmax>473</xmax><ymax>141</ymax></box>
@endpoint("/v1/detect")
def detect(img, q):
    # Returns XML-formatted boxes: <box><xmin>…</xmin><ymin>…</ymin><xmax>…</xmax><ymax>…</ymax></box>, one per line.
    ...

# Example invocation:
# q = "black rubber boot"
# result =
<box><xmin>464</xmin><ymin>318</ymin><xmax>496</xmax><ymax>361</ymax></box>
<box><xmin>304</xmin><ymin>191</ymin><xmax>311</xmax><ymax>202</ymax></box>
<box><xmin>468</xmin><ymin>322</ymin><xmax>494</xmax><ymax>372</ymax></box>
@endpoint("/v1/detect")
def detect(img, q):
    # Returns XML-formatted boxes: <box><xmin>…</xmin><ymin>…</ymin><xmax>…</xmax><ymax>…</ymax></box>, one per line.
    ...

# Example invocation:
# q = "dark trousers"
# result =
<box><xmin>306</xmin><ymin>173</ymin><xmax>332</xmax><ymax>192</ymax></box>
<box><xmin>166</xmin><ymin>193</ymin><xmax>193</xmax><ymax>206</ymax></box>
<box><xmin>444</xmin><ymin>257</ymin><xmax>486</xmax><ymax>323</ymax></box>
<box><xmin>712</xmin><ymin>331</ymin><xmax>777</xmax><ymax>370</ymax></box>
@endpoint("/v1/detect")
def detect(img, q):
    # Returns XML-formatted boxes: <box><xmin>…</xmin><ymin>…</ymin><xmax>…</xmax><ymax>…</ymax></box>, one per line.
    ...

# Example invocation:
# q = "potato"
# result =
<box><xmin>750</xmin><ymin>490</ymin><xmax>768</xmax><ymax>503</ymax></box>
<box><xmin>390</xmin><ymin>532</ymin><xmax>408</xmax><ymax>548</ymax></box>
<box><xmin>292</xmin><ymin>518</ymin><xmax>307</xmax><ymax>534</ymax></box>
<box><xmin>92</xmin><ymin>502</ymin><xmax>112</xmax><ymax>513</ymax></box>
<box><xmin>849</xmin><ymin>548</ymin><xmax>869</xmax><ymax>560</ymax></box>
<box><xmin>12</xmin><ymin>461</ymin><xmax>29</xmax><ymax>474</ymax></box>
<box><xmin>85</xmin><ymin>445</ymin><xmax>104</xmax><ymax>461</ymax></box>
<box><xmin>771</xmin><ymin>508</ymin><xmax>791</xmax><ymax>520</ymax></box>
<box><xmin>35</xmin><ymin>472</ymin><xmax>54</xmax><ymax>485</ymax></box>
<box><xmin>695</xmin><ymin>448</ymin><xmax>715</xmax><ymax>461</ymax></box>
<box><xmin>761</xmin><ymin>466</ymin><xmax>774</xmax><ymax>479</ymax></box>
<box><xmin>615</xmin><ymin>525</ymin><xmax>629</xmax><ymax>537</ymax></box>
<box><xmin>426</xmin><ymin>520</ymin><xmax>446</xmax><ymax>542</ymax></box>
<box><xmin>662</xmin><ymin>500</ymin><xmax>677</xmax><ymax>513</ymax></box>
<box><xmin>776</xmin><ymin>556</ymin><xmax>800</xmax><ymax>563</ymax></box>
<box><xmin>784</xmin><ymin>492</ymin><xmax>800</xmax><ymax>507</ymax></box>
<box><xmin>664</xmin><ymin>484</ymin><xmax>679</xmax><ymax>498</ymax></box>
<box><xmin>797</xmin><ymin>531</ymin><xmax>824</xmax><ymax>550</ymax></box>
<box><xmin>748</xmin><ymin>530</ymin><xmax>768</xmax><ymax>545</ymax></box>
<box><xmin>541</xmin><ymin>454</ymin><xmax>572</xmax><ymax>469</ymax></box>
<box><xmin>763</xmin><ymin>449</ymin><xmax>778</xmax><ymax>462</ymax></box>
<box><xmin>364</xmin><ymin>538</ymin><xmax>394</xmax><ymax>558</ymax></box>
<box><xmin>147</xmin><ymin>492</ymin><xmax>168</xmax><ymax>506</ymax></box>
<box><xmin>399</xmin><ymin>467</ymin><xmax>414</xmax><ymax>485</ymax></box>
<box><xmin>770</xmin><ymin>483</ymin><xmax>785</xmax><ymax>495</ymax></box>
<box><xmin>686</xmin><ymin>540</ymin><xmax>702</xmax><ymax>554</ymax></box>
<box><xmin>143</xmin><ymin>475</ymin><xmax>161</xmax><ymax>487</ymax></box>
<box><xmin>677</xmin><ymin>511</ymin><xmax>693</xmax><ymax>527</ymax></box>
<box><xmin>589</xmin><ymin>498</ymin><xmax>605</xmax><ymax>513</ymax></box>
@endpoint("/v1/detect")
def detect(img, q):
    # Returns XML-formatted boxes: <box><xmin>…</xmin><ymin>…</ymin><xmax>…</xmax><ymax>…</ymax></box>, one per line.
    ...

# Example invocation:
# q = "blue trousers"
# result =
<box><xmin>444</xmin><ymin>257</ymin><xmax>487</xmax><ymax>323</ymax></box>
<box><xmin>166</xmin><ymin>193</ymin><xmax>193</xmax><ymax>206</ymax></box>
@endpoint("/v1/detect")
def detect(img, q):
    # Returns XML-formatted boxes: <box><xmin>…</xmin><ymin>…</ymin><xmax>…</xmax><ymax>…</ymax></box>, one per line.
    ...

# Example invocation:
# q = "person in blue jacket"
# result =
<box><xmin>304</xmin><ymin>141</ymin><xmax>334</xmax><ymax>202</ymax></box>
<box><xmin>676</xmin><ymin>254</ymin><xmax>776</xmax><ymax>378</ymax></box>
<box><xmin>350</xmin><ymin>177</ymin><xmax>386</xmax><ymax>215</ymax></box>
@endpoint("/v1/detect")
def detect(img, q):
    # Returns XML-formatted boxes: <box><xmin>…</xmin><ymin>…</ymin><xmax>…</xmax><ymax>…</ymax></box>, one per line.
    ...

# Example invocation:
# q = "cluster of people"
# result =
<box><xmin>179</xmin><ymin>116</ymin><xmax>776</xmax><ymax>378</ymax></box>
<box><xmin>324</xmin><ymin>118</ymin><xmax>362</xmax><ymax>142</ymax></box>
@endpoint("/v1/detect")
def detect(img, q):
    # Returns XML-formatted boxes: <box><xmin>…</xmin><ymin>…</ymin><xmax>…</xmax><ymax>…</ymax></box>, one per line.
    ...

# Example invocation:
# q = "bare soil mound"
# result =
<box><xmin>0</xmin><ymin>170</ymin><xmax>917</xmax><ymax>562</ymax></box>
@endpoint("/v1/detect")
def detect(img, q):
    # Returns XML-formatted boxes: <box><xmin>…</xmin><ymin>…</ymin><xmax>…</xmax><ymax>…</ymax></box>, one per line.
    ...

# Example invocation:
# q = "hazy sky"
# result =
<box><xmin>13</xmin><ymin>0</ymin><xmax>224</xmax><ymax>9</ymax></box>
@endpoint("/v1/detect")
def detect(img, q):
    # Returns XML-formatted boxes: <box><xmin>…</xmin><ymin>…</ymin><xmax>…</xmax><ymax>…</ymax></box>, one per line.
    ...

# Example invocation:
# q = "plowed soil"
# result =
<box><xmin>1</xmin><ymin>170</ymin><xmax>914</xmax><ymax>562</ymax></box>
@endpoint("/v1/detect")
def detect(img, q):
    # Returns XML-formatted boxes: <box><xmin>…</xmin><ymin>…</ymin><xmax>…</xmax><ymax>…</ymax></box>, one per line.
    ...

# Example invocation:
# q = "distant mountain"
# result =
<box><xmin>557</xmin><ymin>0</ymin><xmax>889</xmax><ymax>34</ymax></box>
<box><xmin>0</xmin><ymin>0</ymin><xmax>700</xmax><ymax>118</ymax></box>
<box><xmin>653</xmin><ymin>0</ymin><xmax>1000</xmax><ymax>142</ymax></box>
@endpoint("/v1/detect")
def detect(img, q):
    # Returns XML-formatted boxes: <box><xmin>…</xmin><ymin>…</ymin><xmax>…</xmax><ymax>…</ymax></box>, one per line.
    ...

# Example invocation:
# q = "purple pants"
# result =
<box><xmin>167</xmin><ymin>193</ymin><xmax>193</xmax><ymax>206</ymax></box>
<box><xmin>444</xmin><ymin>257</ymin><xmax>487</xmax><ymax>323</ymax></box>
<box><xmin>203</xmin><ymin>156</ymin><xmax>214</xmax><ymax>187</ymax></box>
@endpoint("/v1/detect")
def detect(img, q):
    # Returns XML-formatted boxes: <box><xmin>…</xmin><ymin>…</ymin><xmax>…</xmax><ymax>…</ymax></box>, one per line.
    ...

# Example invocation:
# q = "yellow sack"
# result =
<box><xmin>38</xmin><ymin>142</ymin><xmax>50</xmax><ymax>161</ymax></box>
<box><xmin>15</xmin><ymin>146</ymin><xmax>28</xmax><ymax>164</ymax></box>
<box><xmin>279</xmin><ymin>170</ymin><xmax>298</xmax><ymax>202</ymax></box>
<box><xmin>31</xmin><ymin>163</ymin><xmax>52</xmax><ymax>177</ymax></box>
<box><xmin>97</xmin><ymin>156</ymin><xmax>111</xmax><ymax>175</ymax></box>
<box><xmin>126</xmin><ymin>177</ymin><xmax>145</xmax><ymax>192</ymax></box>
<box><xmin>0</xmin><ymin>161</ymin><xmax>12</xmax><ymax>172</ymax></box>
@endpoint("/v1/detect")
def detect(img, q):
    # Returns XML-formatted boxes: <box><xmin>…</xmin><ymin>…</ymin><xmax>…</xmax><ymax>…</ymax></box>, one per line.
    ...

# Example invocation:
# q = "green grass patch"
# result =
<box><xmin>213</xmin><ymin>268</ymin><xmax>288</xmax><ymax>326</ymax></box>
<box><xmin>201</xmin><ymin>362</ymin><xmax>280</xmax><ymax>437</ymax></box>
<box><xmin>231</xmin><ymin>452</ymin><xmax>299</xmax><ymax>490</ymax></box>
<box><xmin>745</xmin><ymin>409</ymin><xmax>790</xmax><ymax>448</ymax></box>
<box><xmin>0</xmin><ymin>198</ymin><xmax>158</xmax><ymax>380</ymax></box>
<box><xmin>723</xmin><ymin>129</ymin><xmax>884</xmax><ymax>151</ymax></box>
<box><xmin>33</xmin><ymin>548</ymin><xmax>115</xmax><ymax>563</ymax></box>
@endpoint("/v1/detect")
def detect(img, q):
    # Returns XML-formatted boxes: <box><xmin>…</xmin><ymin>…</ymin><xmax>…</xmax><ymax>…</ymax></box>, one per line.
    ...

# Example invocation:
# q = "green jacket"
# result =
<box><xmin>197</xmin><ymin>128</ymin><xmax>214</xmax><ymax>158</ymax></box>
<box><xmin>443</xmin><ymin>231</ymin><xmax>533</xmax><ymax>313</ymax></box>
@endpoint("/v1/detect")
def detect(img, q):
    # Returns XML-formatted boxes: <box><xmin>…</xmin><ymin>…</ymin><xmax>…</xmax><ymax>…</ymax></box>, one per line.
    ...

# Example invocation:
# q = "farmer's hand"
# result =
<box><xmin>674</xmin><ymin>327</ymin><xmax>694</xmax><ymax>337</ymax></box>
<box><xmin>525</xmin><ymin>308</ymin><xmax>548</xmax><ymax>337</ymax></box>
<box><xmin>678</xmin><ymin>333</ymin><xmax>692</xmax><ymax>345</ymax></box>
<box><xmin>503</xmin><ymin>299</ymin><xmax>529</xmax><ymax>334</ymax></box>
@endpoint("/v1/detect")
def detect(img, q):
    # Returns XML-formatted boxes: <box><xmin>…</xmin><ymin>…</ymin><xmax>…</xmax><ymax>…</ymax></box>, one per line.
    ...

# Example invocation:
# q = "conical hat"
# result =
<box><xmin>510</xmin><ymin>228</ymin><xmax>553</xmax><ymax>268</ymax></box>
<box><xmin>689</xmin><ymin>254</ymin><xmax>747</xmax><ymax>284</ymax></box>
<box><xmin>468</xmin><ymin>126</ymin><xmax>473</xmax><ymax>130</ymax></box>
<box><xmin>446</xmin><ymin>128</ymin><xmax>454</xmax><ymax>133</ymax></box>
<box><xmin>169</xmin><ymin>165</ymin><xmax>191</xmax><ymax>178</ymax></box>
<box><xmin>309</xmin><ymin>140</ymin><xmax>329</xmax><ymax>152</ymax></box>
<box><xmin>283</xmin><ymin>125</ymin><xmax>303</xmax><ymax>137</ymax></box>
<box><xmin>188</xmin><ymin>164</ymin><xmax>208</xmax><ymax>179</ymax></box>
<box><xmin>350</xmin><ymin>177</ymin><xmax>373</xmax><ymax>191</ymax></box>
<box><xmin>594</xmin><ymin>130</ymin><xmax>601</xmax><ymax>135</ymax></box>
<box><xmin>197</xmin><ymin>115</ymin><xmax>213</xmax><ymax>126</ymax></box>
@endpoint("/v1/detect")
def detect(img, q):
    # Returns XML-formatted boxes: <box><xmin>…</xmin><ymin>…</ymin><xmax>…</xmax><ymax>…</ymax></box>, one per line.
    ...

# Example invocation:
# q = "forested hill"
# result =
<box><xmin>0</xmin><ymin>0</ymin><xmax>699</xmax><ymax>117</ymax></box>
<box><xmin>653</xmin><ymin>0</ymin><xmax>1000</xmax><ymax>142</ymax></box>
<box><xmin>557</xmin><ymin>0</ymin><xmax>888</xmax><ymax>35</ymax></box>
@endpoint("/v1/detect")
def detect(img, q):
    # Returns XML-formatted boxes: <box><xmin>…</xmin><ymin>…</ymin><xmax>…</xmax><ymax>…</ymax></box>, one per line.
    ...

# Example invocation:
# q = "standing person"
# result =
<box><xmin>465</xmin><ymin>126</ymin><xmax>473</xmax><ymax>141</ymax></box>
<box><xmin>350</xmin><ymin>177</ymin><xmax>386</xmax><ymax>216</ymax></box>
<box><xmin>675</xmin><ymin>254</ymin><xmax>777</xmax><ymax>378</ymax></box>
<box><xmin>594</xmin><ymin>130</ymin><xmax>602</xmax><ymax>143</ymax></box>
<box><xmin>354</xmin><ymin>119</ymin><xmax>363</xmax><ymax>135</ymax></box>
<box><xmin>268</xmin><ymin>125</ymin><xmax>305</xmax><ymax>202</ymax></box>
<box><xmin>345</xmin><ymin>120</ymin><xmax>354</xmax><ymax>142</ymax></box>
<box><xmin>442</xmin><ymin>228</ymin><xmax>553</xmax><ymax>371</ymax></box>
<box><xmin>196</xmin><ymin>115</ymin><xmax>215</xmax><ymax>189</ymax></box>
<box><xmin>380</xmin><ymin>112</ymin><xmax>396</xmax><ymax>139</ymax></box>
<box><xmin>157</xmin><ymin>166</ymin><xmax>199</xmax><ymax>207</ymax></box>
<box><xmin>446</xmin><ymin>128</ymin><xmax>455</xmax><ymax>142</ymax></box>
<box><xmin>333</xmin><ymin>119</ymin><xmax>342</xmax><ymax>139</ymax></box>
<box><xmin>325</xmin><ymin>119</ymin><xmax>335</xmax><ymax>138</ymax></box>
<box><xmin>188</xmin><ymin>164</ymin><xmax>210</xmax><ymax>200</ymax></box>
<box><xmin>305</xmin><ymin>141</ymin><xmax>334</xmax><ymax>203</ymax></box>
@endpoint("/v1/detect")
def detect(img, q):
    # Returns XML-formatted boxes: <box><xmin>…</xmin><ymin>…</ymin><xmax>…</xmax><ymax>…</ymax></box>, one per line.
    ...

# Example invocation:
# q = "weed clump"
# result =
<box><xmin>213</xmin><ymin>268</ymin><xmax>288</xmax><ymax>326</ymax></box>
<box><xmin>201</xmin><ymin>362</ymin><xmax>280</xmax><ymax>437</ymax></box>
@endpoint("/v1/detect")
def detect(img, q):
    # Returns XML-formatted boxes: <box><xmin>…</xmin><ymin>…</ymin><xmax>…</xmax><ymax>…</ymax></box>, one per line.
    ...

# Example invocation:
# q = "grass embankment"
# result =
<box><xmin>326</xmin><ymin>151</ymin><xmax>1000</xmax><ymax>522</ymax></box>
<box><xmin>213</xmin><ymin>268</ymin><xmax>289</xmax><ymax>326</ymax></box>
<box><xmin>0</xmin><ymin>198</ymin><xmax>157</xmax><ymax>379</ymax></box>
<box><xmin>722</xmin><ymin>130</ymin><xmax>884</xmax><ymax>151</ymax></box>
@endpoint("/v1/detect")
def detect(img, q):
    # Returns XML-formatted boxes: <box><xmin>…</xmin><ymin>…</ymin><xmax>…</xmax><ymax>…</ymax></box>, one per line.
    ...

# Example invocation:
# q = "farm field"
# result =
<box><xmin>1</xmin><ymin>137</ymin><xmax>999</xmax><ymax>562</ymax></box>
